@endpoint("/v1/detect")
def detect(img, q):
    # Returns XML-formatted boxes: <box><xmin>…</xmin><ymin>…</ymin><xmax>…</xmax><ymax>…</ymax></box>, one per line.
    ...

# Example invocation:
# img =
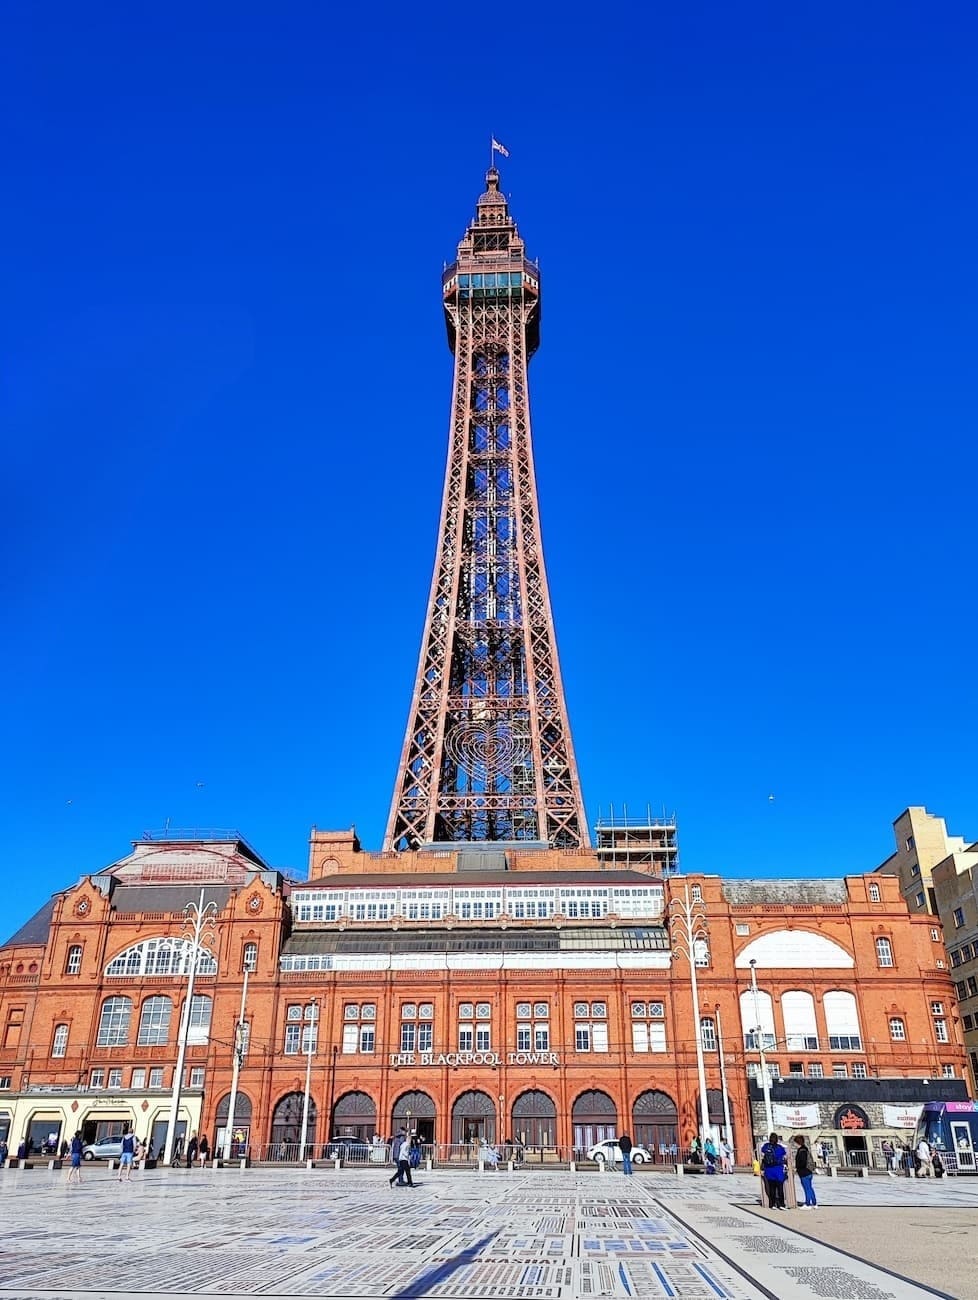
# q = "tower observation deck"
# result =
<box><xmin>385</xmin><ymin>169</ymin><xmax>588</xmax><ymax>851</ymax></box>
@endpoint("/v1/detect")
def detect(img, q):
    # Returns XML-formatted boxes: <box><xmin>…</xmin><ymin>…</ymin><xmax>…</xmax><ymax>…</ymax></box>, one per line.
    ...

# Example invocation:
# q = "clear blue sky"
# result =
<box><xmin>2</xmin><ymin>1</ymin><xmax>976</xmax><ymax>932</ymax></box>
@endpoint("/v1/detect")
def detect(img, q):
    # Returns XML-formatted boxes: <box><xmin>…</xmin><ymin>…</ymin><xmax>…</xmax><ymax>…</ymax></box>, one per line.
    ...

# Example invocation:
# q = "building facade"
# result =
<box><xmin>0</xmin><ymin>831</ymin><xmax>966</xmax><ymax>1165</ymax></box>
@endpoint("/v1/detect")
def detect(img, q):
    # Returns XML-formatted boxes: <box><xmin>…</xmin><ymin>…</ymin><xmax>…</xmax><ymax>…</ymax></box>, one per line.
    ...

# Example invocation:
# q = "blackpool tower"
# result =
<box><xmin>385</xmin><ymin>169</ymin><xmax>588</xmax><ymax>851</ymax></box>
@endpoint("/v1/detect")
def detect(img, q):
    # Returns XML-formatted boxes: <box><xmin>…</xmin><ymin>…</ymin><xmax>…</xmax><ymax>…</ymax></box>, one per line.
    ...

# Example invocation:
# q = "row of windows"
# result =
<box><xmin>290</xmin><ymin>886</ymin><xmax>664</xmax><ymax>924</ymax></box>
<box><xmin>85</xmin><ymin>1066</ymin><xmax>205</xmax><ymax>1089</ymax></box>
<box><xmin>955</xmin><ymin>977</ymin><xmax>978</xmax><ymax>1001</ymax></box>
<box><xmin>64</xmin><ymin>940</ymin><xmax>258</xmax><ymax>978</ymax></box>
<box><xmin>950</xmin><ymin>940</ymin><xmax>977</xmax><ymax>967</ymax></box>
<box><xmin>79</xmin><ymin>995</ymin><xmax>214</xmax><ymax>1049</ymax></box>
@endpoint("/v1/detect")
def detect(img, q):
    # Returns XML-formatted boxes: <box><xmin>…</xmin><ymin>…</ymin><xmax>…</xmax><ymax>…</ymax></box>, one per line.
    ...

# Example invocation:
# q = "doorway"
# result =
<box><xmin>843</xmin><ymin>1135</ymin><xmax>868</xmax><ymax>1167</ymax></box>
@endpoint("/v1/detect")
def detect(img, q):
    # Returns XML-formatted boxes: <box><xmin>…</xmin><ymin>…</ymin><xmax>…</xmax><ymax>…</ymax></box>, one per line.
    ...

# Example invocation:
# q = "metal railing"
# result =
<box><xmin>246</xmin><ymin>1142</ymin><xmax>579</xmax><ymax>1167</ymax></box>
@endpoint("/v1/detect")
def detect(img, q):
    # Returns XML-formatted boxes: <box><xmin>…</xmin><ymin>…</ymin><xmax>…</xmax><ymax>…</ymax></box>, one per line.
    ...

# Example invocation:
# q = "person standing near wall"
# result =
<box><xmin>617</xmin><ymin>1133</ymin><xmax>633</xmax><ymax>1175</ymax></box>
<box><xmin>793</xmin><ymin>1136</ymin><xmax>817</xmax><ymax>1207</ymax></box>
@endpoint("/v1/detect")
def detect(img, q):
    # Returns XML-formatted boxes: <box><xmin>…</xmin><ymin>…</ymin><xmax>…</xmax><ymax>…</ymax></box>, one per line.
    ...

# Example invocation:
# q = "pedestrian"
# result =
<box><xmin>792</xmin><ymin>1136</ymin><xmax>817</xmax><ymax>1207</ymax></box>
<box><xmin>186</xmin><ymin>1132</ymin><xmax>198</xmax><ymax>1169</ymax></box>
<box><xmin>389</xmin><ymin>1136</ymin><xmax>414</xmax><ymax>1187</ymax></box>
<box><xmin>391</xmin><ymin>1128</ymin><xmax>406</xmax><ymax>1166</ymax></box>
<box><xmin>618</xmin><ymin>1132</ymin><xmax>634</xmax><ymax>1175</ymax></box>
<box><xmin>704</xmin><ymin>1135</ymin><xmax>718</xmax><ymax>1173</ymax></box>
<box><xmin>198</xmin><ymin>1135</ymin><xmax>210</xmax><ymax>1167</ymax></box>
<box><xmin>117</xmin><ymin>1127</ymin><xmax>136</xmax><ymax>1182</ymax></box>
<box><xmin>67</xmin><ymin>1130</ymin><xmax>83</xmax><ymax>1185</ymax></box>
<box><xmin>408</xmin><ymin>1133</ymin><xmax>422</xmax><ymax>1169</ymax></box>
<box><xmin>0</xmin><ymin>1140</ymin><xmax>8</xmax><ymax>1166</ymax></box>
<box><xmin>760</xmin><ymin>1132</ymin><xmax>787</xmax><ymax>1210</ymax></box>
<box><xmin>720</xmin><ymin>1139</ymin><xmax>734</xmax><ymax>1174</ymax></box>
<box><xmin>916</xmin><ymin>1137</ymin><xmax>933</xmax><ymax>1178</ymax></box>
<box><xmin>882</xmin><ymin>1139</ymin><xmax>896</xmax><ymax>1176</ymax></box>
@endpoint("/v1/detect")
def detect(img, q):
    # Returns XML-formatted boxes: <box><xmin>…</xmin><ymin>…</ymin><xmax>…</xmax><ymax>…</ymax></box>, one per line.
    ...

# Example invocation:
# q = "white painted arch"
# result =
<box><xmin>735</xmin><ymin>929</ymin><xmax>853</xmax><ymax>969</ymax></box>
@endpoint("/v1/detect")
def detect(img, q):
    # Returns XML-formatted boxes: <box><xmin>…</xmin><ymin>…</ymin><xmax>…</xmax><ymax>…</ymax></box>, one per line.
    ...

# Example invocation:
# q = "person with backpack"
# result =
<box><xmin>760</xmin><ymin>1132</ymin><xmax>787</xmax><ymax>1209</ymax></box>
<box><xmin>793</xmin><ymin>1135</ymin><xmax>817</xmax><ymax>1207</ymax></box>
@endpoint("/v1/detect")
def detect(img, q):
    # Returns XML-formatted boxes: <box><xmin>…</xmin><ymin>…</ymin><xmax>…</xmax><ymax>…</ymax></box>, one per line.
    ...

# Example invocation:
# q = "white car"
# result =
<box><xmin>587</xmin><ymin>1139</ymin><xmax>653</xmax><ymax>1165</ymax></box>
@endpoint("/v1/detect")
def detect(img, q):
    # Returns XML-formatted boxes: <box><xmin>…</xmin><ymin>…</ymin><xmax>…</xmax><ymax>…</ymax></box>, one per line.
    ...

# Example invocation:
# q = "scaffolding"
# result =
<box><xmin>593</xmin><ymin>804</ymin><xmax>679</xmax><ymax>874</ymax></box>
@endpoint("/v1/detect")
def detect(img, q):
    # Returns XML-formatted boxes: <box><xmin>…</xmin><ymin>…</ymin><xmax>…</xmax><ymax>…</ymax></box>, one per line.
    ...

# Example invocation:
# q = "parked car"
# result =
<box><xmin>83</xmin><ymin>1138</ymin><xmax>124</xmax><ymax>1161</ymax></box>
<box><xmin>587</xmin><ymin>1139</ymin><xmax>653</xmax><ymax>1165</ymax></box>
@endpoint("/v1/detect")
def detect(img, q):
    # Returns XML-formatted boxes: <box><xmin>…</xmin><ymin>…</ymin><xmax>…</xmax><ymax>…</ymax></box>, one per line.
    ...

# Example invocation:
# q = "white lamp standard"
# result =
<box><xmin>669</xmin><ymin>883</ymin><xmax>711</xmax><ymax>1148</ymax></box>
<box><xmin>299</xmin><ymin>1000</ymin><xmax>318</xmax><ymax>1160</ymax></box>
<box><xmin>749</xmin><ymin>958</ymin><xmax>775</xmax><ymax>1138</ymax></box>
<box><xmin>714</xmin><ymin>1002</ymin><xmax>735</xmax><ymax>1162</ymax></box>
<box><xmin>221</xmin><ymin>948</ymin><xmax>255</xmax><ymax>1162</ymax></box>
<box><xmin>162</xmin><ymin>889</ymin><xmax>217</xmax><ymax>1167</ymax></box>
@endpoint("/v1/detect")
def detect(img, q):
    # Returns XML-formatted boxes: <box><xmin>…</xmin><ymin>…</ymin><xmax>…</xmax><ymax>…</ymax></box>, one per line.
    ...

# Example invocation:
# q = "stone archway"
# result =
<box><xmin>632</xmin><ymin>1089</ymin><xmax>679</xmax><ymax>1161</ymax></box>
<box><xmin>571</xmin><ymin>1089</ymin><xmax>618</xmax><ymax>1157</ymax></box>
<box><xmin>511</xmin><ymin>1089</ymin><xmax>557</xmax><ymax>1149</ymax></box>
<box><xmin>215</xmin><ymin>1092</ymin><xmax>253</xmax><ymax>1156</ymax></box>
<box><xmin>451</xmin><ymin>1089</ymin><xmax>497</xmax><ymax>1145</ymax></box>
<box><xmin>331</xmin><ymin>1090</ymin><xmax>377</xmax><ymax>1144</ymax></box>
<box><xmin>270</xmin><ymin>1091</ymin><xmax>317</xmax><ymax>1158</ymax></box>
<box><xmin>391</xmin><ymin>1090</ymin><xmax>436</xmax><ymax>1145</ymax></box>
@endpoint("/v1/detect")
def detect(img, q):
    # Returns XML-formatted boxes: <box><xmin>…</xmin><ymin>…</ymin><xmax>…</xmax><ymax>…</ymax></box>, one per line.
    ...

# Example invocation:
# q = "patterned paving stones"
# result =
<box><xmin>0</xmin><ymin>1166</ymin><xmax>971</xmax><ymax>1300</ymax></box>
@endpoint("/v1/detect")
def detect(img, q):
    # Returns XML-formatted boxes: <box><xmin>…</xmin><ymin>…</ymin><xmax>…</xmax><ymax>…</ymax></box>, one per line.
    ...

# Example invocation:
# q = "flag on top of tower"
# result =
<box><xmin>491</xmin><ymin>137</ymin><xmax>510</xmax><ymax>157</ymax></box>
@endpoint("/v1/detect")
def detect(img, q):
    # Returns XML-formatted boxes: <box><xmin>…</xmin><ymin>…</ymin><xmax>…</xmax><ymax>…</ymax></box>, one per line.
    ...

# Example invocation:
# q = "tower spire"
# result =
<box><xmin>384</xmin><ymin>176</ymin><xmax>588</xmax><ymax>851</ymax></box>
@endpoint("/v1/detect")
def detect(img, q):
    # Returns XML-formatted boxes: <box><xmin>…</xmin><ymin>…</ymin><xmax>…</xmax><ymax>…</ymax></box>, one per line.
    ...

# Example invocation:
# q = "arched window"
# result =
<box><xmin>739</xmin><ymin>989</ymin><xmax>775</xmax><ymax>1049</ymax></box>
<box><xmin>699</xmin><ymin>1017</ymin><xmax>717</xmax><ymax>1051</ymax></box>
<box><xmin>824</xmin><ymin>991</ymin><xmax>861</xmax><ymax>1050</ymax></box>
<box><xmin>105</xmin><ymin>938</ymin><xmax>217</xmax><ymax>978</ymax></box>
<box><xmin>187</xmin><ymin>994</ymin><xmax>212</xmax><ymax>1045</ymax></box>
<box><xmin>782</xmin><ymin>991</ymin><xmax>819</xmax><ymax>1050</ymax></box>
<box><xmin>138</xmin><ymin>996</ymin><xmax>173</xmax><ymax>1045</ymax></box>
<box><xmin>889</xmin><ymin>1016</ymin><xmax>906</xmax><ymax>1041</ymax></box>
<box><xmin>875</xmin><ymin>937</ymin><xmax>893</xmax><ymax>968</ymax></box>
<box><xmin>96</xmin><ymin>996</ymin><xmax>132</xmax><ymax>1047</ymax></box>
<box><xmin>243</xmin><ymin>943</ymin><xmax>258</xmax><ymax>972</ymax></box>
<box><xmin>52</xmin><ymin>1024</ymin><xmax>69</xmax><ymax>1058</ymax></box>
<box><xmin>65</xmin><ymin>945</ymin><xmax>83</xmax><ymax>975</ymax></box>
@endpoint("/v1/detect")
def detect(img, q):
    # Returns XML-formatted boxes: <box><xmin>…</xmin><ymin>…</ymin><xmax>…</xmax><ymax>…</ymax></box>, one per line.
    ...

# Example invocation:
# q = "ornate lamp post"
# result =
<box><xmin>299</xmin><ymin>999</ymin><xmax>318</xmax><ymax>1160</ymax></box>
<box><xmin>162</xmin><ymin>889</ymin><xmax>217</xmax><ymax>1167</ymax></box>
<box><xmin>669</xmin><ymin>883</ymin><xmax>711</xmax><ymax>1148</ymax></box>
<box><xmin>221</xmin><ymin>946</ymin><xmax>255</xmax><ymax>1162</ymax></box>
<box><xmin>714</xmin><ymin>1002</ymin><xmax>735</xmax><ymax>1160</ymax></box>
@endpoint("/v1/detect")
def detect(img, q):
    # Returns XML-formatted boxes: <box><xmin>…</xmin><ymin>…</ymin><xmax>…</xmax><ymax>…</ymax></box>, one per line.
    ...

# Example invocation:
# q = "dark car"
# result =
<box><xmin>324</xmin><ymin>1139</ymin><xmax>370</xmax><ymax>1162</ymax></box>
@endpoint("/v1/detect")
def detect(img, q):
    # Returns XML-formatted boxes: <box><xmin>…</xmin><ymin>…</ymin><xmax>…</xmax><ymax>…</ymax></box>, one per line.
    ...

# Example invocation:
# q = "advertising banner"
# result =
<box><xmin>882</xmin><ymin>1104</ymin><xmax>921</xmax><ymax>1129</ymax></box>
<box><xmin>772</xmin><ymin>1103</ymin><xmax>819</xmax><ymax>1129</ymax></box>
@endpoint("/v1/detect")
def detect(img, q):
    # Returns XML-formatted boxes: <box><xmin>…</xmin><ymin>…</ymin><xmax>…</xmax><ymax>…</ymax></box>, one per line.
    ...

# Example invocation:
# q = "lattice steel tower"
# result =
<box><xmin>385</xmin><ymin>169</ymin><xmax>588</xmax><ymax>851</ymax></box>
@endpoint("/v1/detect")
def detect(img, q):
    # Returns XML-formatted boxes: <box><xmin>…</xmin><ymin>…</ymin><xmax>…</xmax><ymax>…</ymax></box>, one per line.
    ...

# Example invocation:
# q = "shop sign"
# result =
<box><xmin>882</xmin><ymin>1104</ymin><xmax>921</xmax><ymax>1129</ymax></box>
<box><xmin>388</xmin><ymin>1050</ymin><xmax>561</xmax><ymax>1068</ymax></box>
<box><xmin>834</xmin><ymin>1105</ymin><xmax>869</xmax><ymax>1130</ymax></box>
<box><xmin>772</xmin><ymin>1103</ymin><xmax>819</xmax><ymax>1129</ymax></box>
<box><xmin>945</xmin><ymin>1101</ymin><xmax>978</xmax><ymax>1113</ymax></box>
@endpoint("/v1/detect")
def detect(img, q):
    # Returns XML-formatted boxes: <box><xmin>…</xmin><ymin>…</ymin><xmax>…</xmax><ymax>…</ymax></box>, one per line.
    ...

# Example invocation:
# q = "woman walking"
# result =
<box><xmin>793</xmin><ymin>1136</ymin><xmax>817</xmax><ymax>1207</ymax></box>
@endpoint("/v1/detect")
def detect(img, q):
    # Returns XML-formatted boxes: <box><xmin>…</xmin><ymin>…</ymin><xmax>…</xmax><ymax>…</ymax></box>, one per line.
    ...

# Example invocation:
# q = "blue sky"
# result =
<box><xmin>2</xmin><ymin>1</ymin><xmax>976</xmax><ymax>931</ymax></box>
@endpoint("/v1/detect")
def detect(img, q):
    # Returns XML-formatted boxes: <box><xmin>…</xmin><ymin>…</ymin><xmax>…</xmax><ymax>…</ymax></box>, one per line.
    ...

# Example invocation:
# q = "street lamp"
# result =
<box><xmin>669</xmin><ymin>883</ymin><xmax>711</xmax><ymax>1147</ymax></box>
<box><xmin>163</xmin><ymin>889</ymin><xmax>217</xmax><ymax>1167</ymax></box>
<box><xmin>714</xmin><ymin>1002</ymin><xmax>735</xmax><ymax>1161</ymax></box>
<box><xmin>299</xmin><ymin>1000</ymin><xmax>318</xmax><ymax>1160</ymax></box>
<box><xmin>221</xmin><ymin>946</ymin><xmax>255</xmax><ymax>1162</ymax></box>
<box><xmin>749</xmin><ymin>959</ymin><xmax>774</xmax><ymax>1137</ymax></box>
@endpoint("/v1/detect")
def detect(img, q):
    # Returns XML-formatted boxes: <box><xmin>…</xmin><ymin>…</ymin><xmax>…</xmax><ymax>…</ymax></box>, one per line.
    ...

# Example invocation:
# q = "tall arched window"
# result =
<box><xmin>243</xmin><ymin>943</ymin><xmax>258</xmax><ymax>972</ymax></box>
<box><xmin>781</xmin><ymin>991</ymin><xmax>819</xmax><ymax>1050</ymax></box>
<box><xmin>187</xmin><ymin>994</ymin><xmax>212</xmax><ymax>1045</ymax></box>
<box><xmin>739</xmin><ymin>989</ymin><xmax>775</xmax><ymax>1049</ymax></box>
<box><xmin>65</xmin><ymin>945</ymin><xmax>83</xmax><ymax>975</ymax></box>
<box><xmin>52</xmin><ymin>1024</ymin><xmax>69</xmax><ymax>1058</ymax></box>
<box><xmin>96</xmin><ymin>996</ymin><xmax>132</xmax><ymax>1047</ymax></box>
<box><xmin>138</xmin><ymin>997</ymin><xmax>173</xmax><ymax>1045</ymax></box>
<box><xmin>824</xmin><ymin>991</ymin><xmax>861</xmax><ymax>1051</ymax></box>
<box><xmin>699</xmin><ymin>1017</ymin><xmax>717</xmax><ymax>1051</ymax></box>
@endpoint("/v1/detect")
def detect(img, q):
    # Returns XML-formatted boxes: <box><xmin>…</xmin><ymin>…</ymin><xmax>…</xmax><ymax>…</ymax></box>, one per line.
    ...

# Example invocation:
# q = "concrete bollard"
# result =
<box><xmin>859</xmin><ymin>1167</ymin><xmax>870</xmax><ymax>1178</ymax></box>
<box><xmin>569</xmin><ymin>1161</ymin><xmax>576</xmax><ymax>1173</ymax></box>
<box><xmin>478</xmin><ymin>1160</ymin><xmax>485</xmax><ymax>1172</ymax></box>
<box><xmin>239</xmin><ymin>1158</ymin><xmax>247</xmax><ymax>1171</ymax></box>
<box><xmin>425</xmin><ymin>1157</ymin><xmax>432</xmax><ymax>1171</ymax></box>
<box><xmin>829</xmin><ymin>1166</ymin><xmax>838</xmax><ymax>1178</ymax></box>
<box><xmin>675</xmin><ymin>1163</ymin><xmax>684</xmax><ymax>1177</ymax></box>
<box><xmin>333</xmin><ymin>1157</ymin><xmax>341</xmax><ymax>1171</ymax></box>
<box><xmin>507</xmin><ymin>1160</ymin><xmax>514</xmax><ymax>1172</ymax></box>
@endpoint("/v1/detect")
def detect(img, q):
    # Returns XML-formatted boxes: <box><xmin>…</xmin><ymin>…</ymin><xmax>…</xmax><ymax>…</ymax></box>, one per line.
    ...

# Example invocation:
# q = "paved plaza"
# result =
<box><xmin>0</xmin><ymin>1165</ymin><xmax>974</xmax><ymax>1300</ymax></box>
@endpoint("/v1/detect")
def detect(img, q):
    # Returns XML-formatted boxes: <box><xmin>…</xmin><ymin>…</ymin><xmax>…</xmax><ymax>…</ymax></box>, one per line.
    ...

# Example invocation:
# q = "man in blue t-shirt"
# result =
<box><xmin>760</xmin><ymin>1132</ymin><xmax>787</xmax><ymax>1209</ymax></box>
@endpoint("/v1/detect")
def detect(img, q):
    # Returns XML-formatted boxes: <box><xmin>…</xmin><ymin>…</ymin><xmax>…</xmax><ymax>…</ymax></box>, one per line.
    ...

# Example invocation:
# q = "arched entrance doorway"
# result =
<box><xmin>391</xmin><ymin>1090</ymin><xmax>436</xmax><ymax>1144</ymax></box>
<box><xmin>331</xmin><ymin>1090</ymin><xmax>377</xmax><ymax>1144</ymax></box>
<box><xmin>632</xmin><ymin>1089</ymin><xmax>679</xmax><ymax>1162</ymax></box>
<box><xmin>572</xmin><ymin>1089</ymin><xmax>617</xmax><ymax>1157</ymax></box>
<box><xmin>511</xmin><ymin>1089</ymin><xmax>557</xmax><ymax>1149</ymax></box>
<box><xmin>270</xmin><ymin>1091</ymin><xmax>317</xmax><ymax>1158</ymax></box>
<box><xmin>215</xmin><ymin>1092</ymin><xmax>253</xmax><ymax>1156</ymax></box>
<box><xmin>451</xmin><ymin>1089</ymin><xmax>497</xmax><ymax>1146</ymax></box>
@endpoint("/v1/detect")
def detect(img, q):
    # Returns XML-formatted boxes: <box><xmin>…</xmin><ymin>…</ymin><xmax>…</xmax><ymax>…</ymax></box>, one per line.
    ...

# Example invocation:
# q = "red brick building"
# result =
<box><xmin>0</xmin><ymin>827</ymin><xmax>967</xmax><ymax>1166</ymax></box>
